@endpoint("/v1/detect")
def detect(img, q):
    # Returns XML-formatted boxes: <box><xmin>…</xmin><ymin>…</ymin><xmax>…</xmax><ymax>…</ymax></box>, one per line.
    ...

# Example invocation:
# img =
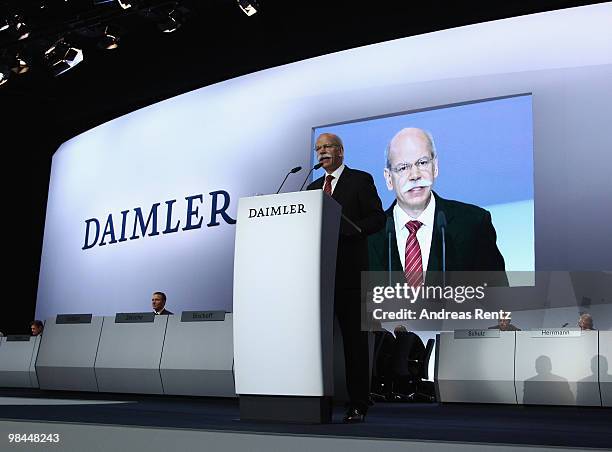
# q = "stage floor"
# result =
<box><xmin>0</xmin><ymin>389</ymin><xmax>610</xmax><ymax>450</ymax></box>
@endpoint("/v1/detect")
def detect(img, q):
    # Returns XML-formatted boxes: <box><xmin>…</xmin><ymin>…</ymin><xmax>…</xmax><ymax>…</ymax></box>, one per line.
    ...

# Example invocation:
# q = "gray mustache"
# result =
<box><xmin>401</xmin><ymin>179</ymin><xmax>432</xmax><ymax>192</ymax></box>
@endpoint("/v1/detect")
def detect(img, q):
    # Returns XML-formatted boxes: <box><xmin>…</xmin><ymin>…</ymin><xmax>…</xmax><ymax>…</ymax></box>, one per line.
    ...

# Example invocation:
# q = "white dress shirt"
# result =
<box><xmin>324</xmin><ymin>163</ymin><xmax>345</xmax><ymax>194</ymax></box>
<box><xmin>393</xmin><ymin>194</ymin><xmax>436</xmax><ymax>272</ymax></box>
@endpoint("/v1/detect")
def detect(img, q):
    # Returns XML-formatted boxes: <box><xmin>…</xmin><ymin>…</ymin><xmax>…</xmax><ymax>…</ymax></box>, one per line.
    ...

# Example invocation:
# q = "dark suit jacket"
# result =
<box><xmin>307</xmin><ymin>166</ymin><xmax>385</xmax><ymax>291</ymax></box>
<box><xmin>368</xmin><ymin>192</ymin><xmax>508</xmax><ymax>286</ymax></box>
<box><xmin>155</xmin><ymin>309</ymin><xmax>173</xmax><ymax>315</ymax></box>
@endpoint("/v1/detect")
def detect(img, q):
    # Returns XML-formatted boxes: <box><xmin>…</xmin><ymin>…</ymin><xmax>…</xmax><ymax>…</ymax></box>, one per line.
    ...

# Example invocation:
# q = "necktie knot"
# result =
<box><xmin>406</xmin><ymin>220</ymin><xmax>422</xmax><ymax>234</ymax></box>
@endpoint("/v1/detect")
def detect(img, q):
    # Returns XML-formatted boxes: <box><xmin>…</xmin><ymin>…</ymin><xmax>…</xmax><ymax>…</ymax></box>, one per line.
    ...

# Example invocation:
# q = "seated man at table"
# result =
<box><xmin>578</xmin><ymin>313</ymin><xmax>594</xmax><ymax>330</ymax></box>
<box><xmin>151</xmin><ymin>291</ymin><xmax>173</xmax><ymax>315</ymax></box>
<box><xmin>488</xmin><ymin>315</ymin><xmax>520</xmax><ymax>331</ymax></box>
<box><xmin>30</xmin><ymin>320</ymin><xmax>44</xmax><ymax>336</ymax></box>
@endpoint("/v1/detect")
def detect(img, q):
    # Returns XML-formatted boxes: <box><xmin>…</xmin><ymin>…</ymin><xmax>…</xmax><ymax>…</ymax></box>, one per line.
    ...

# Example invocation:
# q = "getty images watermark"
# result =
<box><xmin>360</xmin><ymin>271</ymin><xmax>611</xmax><ymax>331</ymax></box>
<box><xmin>361</xmin><ymin>271</ymin><xmax>518</xmax><ymax>330</ymax></box>
<box><xmin>369</xmin><ymin>281</ymin><xmax>510</xmax><ymax>321</ymax></box>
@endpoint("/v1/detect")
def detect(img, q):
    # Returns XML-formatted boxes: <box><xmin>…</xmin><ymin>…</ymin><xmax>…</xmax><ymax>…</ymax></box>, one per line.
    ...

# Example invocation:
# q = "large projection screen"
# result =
<box><xmin>36</xmin><ymin>4</ymin><xmax>612</xmax><ymax>319</ymax></box>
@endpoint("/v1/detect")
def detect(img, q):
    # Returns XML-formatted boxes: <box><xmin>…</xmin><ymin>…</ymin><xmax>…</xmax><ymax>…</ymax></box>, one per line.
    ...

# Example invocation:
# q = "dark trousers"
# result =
<box><xmin>335</xmin><ymin>288</ymin><xmax>369</xmax><ymax>412</ymax></box>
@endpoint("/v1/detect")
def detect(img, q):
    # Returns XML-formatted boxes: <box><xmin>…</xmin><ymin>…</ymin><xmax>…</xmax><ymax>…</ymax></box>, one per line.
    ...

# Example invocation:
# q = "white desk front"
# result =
<box><xmin>160</xmin><ymin>312</ymin><xmax>235</xmax><ymax>397</ymax></box>
<box><xmin>0</xmin><ymin>336</ymin><xmax>40</xmax><ymax>388</ymax></box>
<box><xmin>36</xmin><ymin>316</ymin><xmax>104</xmax><ymax>392</ymax></box>
<box><xmin>94</xmin><ymin>314</ymin><xmax>168</xmax><ymax>394</ymax></box>
<box><xmin>515</xmin><ymin>329</ymin><xmax>600</xmax><ymax>406</ymax></box>
<box><xmin>436</xmin><ymin>331</ymin><xmax>516</xmax><ymax>404</ymax></box>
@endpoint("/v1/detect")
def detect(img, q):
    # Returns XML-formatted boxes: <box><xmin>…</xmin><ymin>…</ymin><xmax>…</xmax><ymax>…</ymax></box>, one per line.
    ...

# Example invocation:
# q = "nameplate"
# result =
<box><xmin>6</xmin><ymin>335</ymin><xmax>32</xmax><ymax>342</ymax></box>
<box><xmin>56</xmin><ymin>314</ymin><xmax>93</xmax><ymax>324</ymax></box>
<box><xmin>530</xmin><ymin>328</ymin><xmax>581</xmax><ymax>337</ymax></box>
<box><xmin>181</xmin><ymin>311</ymin><xmax>225</xmax><ymax>322</ymax></box>
<box><xmin>454</xmin><ymin>329</ymin><xmax>500</xmax><ymax>339</ymax></box>
<box><xmin>115</xmin><ymin>312</ymin><xmax>155</xmax><ymax>323</ymax></box>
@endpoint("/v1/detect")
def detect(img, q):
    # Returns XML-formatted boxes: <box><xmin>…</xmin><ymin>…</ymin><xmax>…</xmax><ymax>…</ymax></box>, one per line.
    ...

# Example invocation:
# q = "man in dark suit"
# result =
<box><xmin>151</xmin><ymin>291</ymin><xmax>173</xmax><ymax>315</ymax></box>
<box><xmin>307</xmin><ymin>132</ymin><xmax>385</xmax><ymax>422</ymax></box>
<box><xmin>368</xmin><ymin>128</ymin><xmax>507</xmax><ymax>286</ymax></box>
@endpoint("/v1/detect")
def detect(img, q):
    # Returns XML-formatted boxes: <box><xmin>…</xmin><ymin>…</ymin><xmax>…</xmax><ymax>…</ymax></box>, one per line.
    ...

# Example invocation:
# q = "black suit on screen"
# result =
<box><xmin>368</xmin><ymin>192</ymin><xmax>508</xmax><ymax>286</ymax></box>
<box><xmin>307</xmin><ymin>166</ymin><xmax>386</xmax><ymax>412</ymax></box>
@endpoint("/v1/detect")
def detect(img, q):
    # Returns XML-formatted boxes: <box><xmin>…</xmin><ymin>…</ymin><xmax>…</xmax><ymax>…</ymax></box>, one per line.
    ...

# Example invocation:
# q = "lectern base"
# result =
<box><xmin>239</xmin><ymin>395</ymin><xmax>332</xmax><ymax>424</ymax></box>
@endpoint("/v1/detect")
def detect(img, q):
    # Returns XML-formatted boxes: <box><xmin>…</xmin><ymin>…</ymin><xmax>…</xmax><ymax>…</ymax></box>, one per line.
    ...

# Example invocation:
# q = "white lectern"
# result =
<box><xmin>233</xmin><ymin>190</ymin><xmax>341</xmax><ymax>423</ymax></box>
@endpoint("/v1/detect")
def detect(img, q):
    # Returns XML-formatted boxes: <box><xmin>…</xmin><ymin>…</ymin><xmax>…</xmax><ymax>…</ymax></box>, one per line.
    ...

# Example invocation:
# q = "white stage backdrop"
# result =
<box><xmin>36</xmin><ymin>4</ymin><xmax>612</xmax><ymax>318</ymax></box>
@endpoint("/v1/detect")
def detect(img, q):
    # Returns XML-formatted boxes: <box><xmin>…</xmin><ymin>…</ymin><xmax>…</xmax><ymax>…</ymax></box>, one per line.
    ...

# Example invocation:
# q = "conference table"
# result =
<box><xmin>1</xmin><ymin>312</ymin><xmax>235</xmax><ymax>397</ymax></box>
<box><xmin>2</xmin><ymin>320</ymin><xmax>610</xmax><ymax>407</ymax></box>
<box><xmin>436</xmin><ymin>328</ymin><xmax>610</xmax><ymax>406</ymax></box>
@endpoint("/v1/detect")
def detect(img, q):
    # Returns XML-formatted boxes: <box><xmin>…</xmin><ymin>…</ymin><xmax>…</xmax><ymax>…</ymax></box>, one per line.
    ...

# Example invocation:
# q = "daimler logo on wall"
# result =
<box><xmin>248</xmin><ymin>203</ymin><xmax>307</xmax><ymax>219</ymax></box>
<box><xmin>82</xmin><ymin>190</ymin><xmax>236</xmax><ymax>250</ymax></box>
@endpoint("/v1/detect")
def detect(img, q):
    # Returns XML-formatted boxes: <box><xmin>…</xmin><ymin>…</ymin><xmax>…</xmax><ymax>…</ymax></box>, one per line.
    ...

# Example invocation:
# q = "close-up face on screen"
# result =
<box><xmin>314</xmin><ymin>94</ymin><xmax>535</xmax><ymax>281</ymax></box>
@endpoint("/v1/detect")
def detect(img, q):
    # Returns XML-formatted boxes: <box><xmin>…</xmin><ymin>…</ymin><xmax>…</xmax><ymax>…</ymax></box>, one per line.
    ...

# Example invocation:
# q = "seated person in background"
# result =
<box><xmin>390</xmin><ymin>325</ymin><xmax>426</xmax><ymax>397</ymax></box>
<box><xmin>30</xmin><ymin>320</ymin><xmax>44</xmax><ymax>336</ymax></box>
<box><xmin>0</xmin><ymin>331</ymin><xmax>4</xmax><ymax>337</ymax></box>
<box><xmin>578</xmin><ymin>313</ymin><xmax>594</xmax><ymax>330</ymax></box>
<box><xmin>394</xmin><ymin>325</ymin><xmax>408</xmax><ymax>337</ymax></box>
<box><xmin>488</xmin><ymin>316</ymin><xmax>521</xmax><ymax>331</ymax></box>
<box><xmin>151</xmin><ymin>291</ymin><xmax>173</xmax><ymax>315</ymax></box>
<box><xmin>371</xmin><ymin>328</ymin><xmax>396</xmax><ymax>398</ymax></box>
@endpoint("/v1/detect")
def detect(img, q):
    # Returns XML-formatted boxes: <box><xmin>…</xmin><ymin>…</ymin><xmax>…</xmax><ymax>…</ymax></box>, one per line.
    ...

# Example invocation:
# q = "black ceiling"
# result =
<box><xmin>1</xmin><ymin>0</ymin><xmax>601</xmax><ymax>333</ymax></box>
<box><xmin>2</xmin><ymin>0</ymin><xmax>601</xmax><ymax>145</ymax></box>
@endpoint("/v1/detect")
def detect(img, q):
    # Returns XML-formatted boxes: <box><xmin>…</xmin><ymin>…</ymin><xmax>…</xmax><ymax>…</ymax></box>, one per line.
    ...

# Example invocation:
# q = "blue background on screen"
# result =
<box><xmin>312</xmin><ymin>95</ymin><xmax>534</xmax><ymax>273</ymax></box>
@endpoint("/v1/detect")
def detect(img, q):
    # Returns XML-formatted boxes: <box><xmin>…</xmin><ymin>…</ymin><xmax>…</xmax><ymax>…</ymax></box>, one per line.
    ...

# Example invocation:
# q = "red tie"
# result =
<box><xmin>323</xmin><ymin>175</ymin><xmax>334</xmax><ymax>195</ymax></box>
<box><xmin>405</xmin><ymin>220</ymin><xmax>423</xmax><ymax>287</ymax></box>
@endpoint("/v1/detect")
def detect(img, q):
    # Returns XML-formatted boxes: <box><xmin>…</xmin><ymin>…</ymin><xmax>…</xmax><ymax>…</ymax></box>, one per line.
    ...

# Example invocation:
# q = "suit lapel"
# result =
<box><xmin>383</xmin><ymin>203</ymin><xmax>403</xmax><ymax>272</ymax></box>
<box><xmin>331</xmin><ymin>166</ymin><xmax>350</xmax><ymax>202</ymax></box>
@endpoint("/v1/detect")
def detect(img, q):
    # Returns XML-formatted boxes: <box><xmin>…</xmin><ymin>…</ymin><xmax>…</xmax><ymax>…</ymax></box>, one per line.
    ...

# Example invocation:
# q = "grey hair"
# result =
<box><xmin>317</xmin><ymin>132</ymin><xmax>344</xmax><ymax>150</ymax></box>
<box><xmin>385</xmin><ymin>129</ymin><xmax>437</xmax><ymax>169</ymax></box>
<box><xmin>578</xmin><ymin>312</ymin><xmax>594</xmax><ymax>329</ymax></box>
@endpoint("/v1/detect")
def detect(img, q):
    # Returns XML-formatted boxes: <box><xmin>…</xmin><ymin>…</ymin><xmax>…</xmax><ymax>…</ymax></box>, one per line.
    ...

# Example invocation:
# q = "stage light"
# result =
<box><xmin>1</xmin><ymin>15</ymin><xmax>30</xmax><ymax>40</ymax></box>
<box><xmin>117</xmin><ymin>0</ymin><xmax>132</xmax><ymax>9</ymax></box>
<box><xmin>11</xmin><ymin>55</ymin><xmax>29</xmax><ymax>74</ymax></box>
<box><xmin>0</xmin><ymin>67</ymin><xmax>8</xmax><ymax>87</ymax></box>
<box><xmin>14</xmin><ymin>16</ymin><xmax>30</xmax><ymax>40</ymax></box>
<box><xmin>98</xmin><ymin>26</ymin><xmax>120</xmax><ymax>49</ymax></box>
<box><xmin>237</xmin><ymin>0</ymin><xmax>259</xmax><ymax>16</ymax></box>
<box><xmin>157</xmin><ymin>8</ymin><xmax>183</xmax><ymax>33</ymax></box>
<box><xmin>44</xmin><ymin>39</ymin><xmax>84</xmax><ymax>76</ymax></box>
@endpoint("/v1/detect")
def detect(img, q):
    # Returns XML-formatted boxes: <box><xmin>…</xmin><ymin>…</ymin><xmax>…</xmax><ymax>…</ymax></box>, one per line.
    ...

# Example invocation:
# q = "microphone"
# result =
<box><xmin>276</xmin><ymin>166</ymin><xmax>302</xmax><ymax>194</ymax></box>
<box><xmin>437</xmin><ymin>211</ymin><xmax>447</xmax><ymax>286</ymax></box>
<box><xmin>561</xmin><ymin>322</ymin><xmax>569</xmax><ymax>328</ymax></box>
<box><xmin>299</xmin><ymin>162</ymin><xmax>324</xmax><ymax>191</ymax></box>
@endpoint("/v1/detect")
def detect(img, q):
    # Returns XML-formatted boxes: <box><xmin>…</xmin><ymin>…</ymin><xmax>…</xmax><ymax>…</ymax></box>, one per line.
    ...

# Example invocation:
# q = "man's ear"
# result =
<box><xmin>384</xmin><ymin>168</ymin><xmax>393</xmax><ymax>190</ymax></box>
<box><xmin>433</xmin><ymin>158</ymin><xmax>439</xmax><ymax>179</ymax></box>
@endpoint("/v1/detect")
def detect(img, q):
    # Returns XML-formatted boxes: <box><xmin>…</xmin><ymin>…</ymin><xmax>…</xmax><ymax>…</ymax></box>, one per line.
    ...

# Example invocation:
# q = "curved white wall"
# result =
<box><xmin>36</xmin><ymin>4</ymin><xmax>612</xmax><ymax>318</ymax></box>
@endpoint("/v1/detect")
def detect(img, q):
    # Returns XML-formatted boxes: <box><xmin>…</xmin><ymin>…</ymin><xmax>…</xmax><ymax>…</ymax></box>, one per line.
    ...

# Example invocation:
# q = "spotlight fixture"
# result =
<box><xmin>157</xmin><ymin>8</ymin><xmax>184</xmax><ymax>33</ymax></box>
<box><xmin>44</xmin><ymin>39</ymin><xmax>84</xmax><ymax>77</ymax></box>
<box><xmin>11</xmin><ymin>55</ymin><xmax>29</xmax><ymax>74</ymax></box>
<box><xmin>1</xmin><ymin>15</ymin><xmax>30</xmax><ymax>40</ymax></box>
<box><xmin>98</xmin><ymin>26</ymin><xmax>120</xmax><ymax>49</ymax></box>
<box><xmin>237</xmin><ymin>0</ymin><xmax>259</xmax><ymax>16</ymax></box>
<box><xmin>0</xmin><ymin>67</ymin><xmax>8</xmax><ymax>87</ymax></box>
<box><xmin>14</xmin><ymin>16</ymin><xmax>30</xmax><ymax>40</ymax></box>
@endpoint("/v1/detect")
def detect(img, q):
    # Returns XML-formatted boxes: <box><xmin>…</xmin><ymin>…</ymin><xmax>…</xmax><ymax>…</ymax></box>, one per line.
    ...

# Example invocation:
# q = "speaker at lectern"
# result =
<box><xmin>233</xmin><ymin>189</ymin><xmax>341</xmax><ymax>423</ymax></box>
